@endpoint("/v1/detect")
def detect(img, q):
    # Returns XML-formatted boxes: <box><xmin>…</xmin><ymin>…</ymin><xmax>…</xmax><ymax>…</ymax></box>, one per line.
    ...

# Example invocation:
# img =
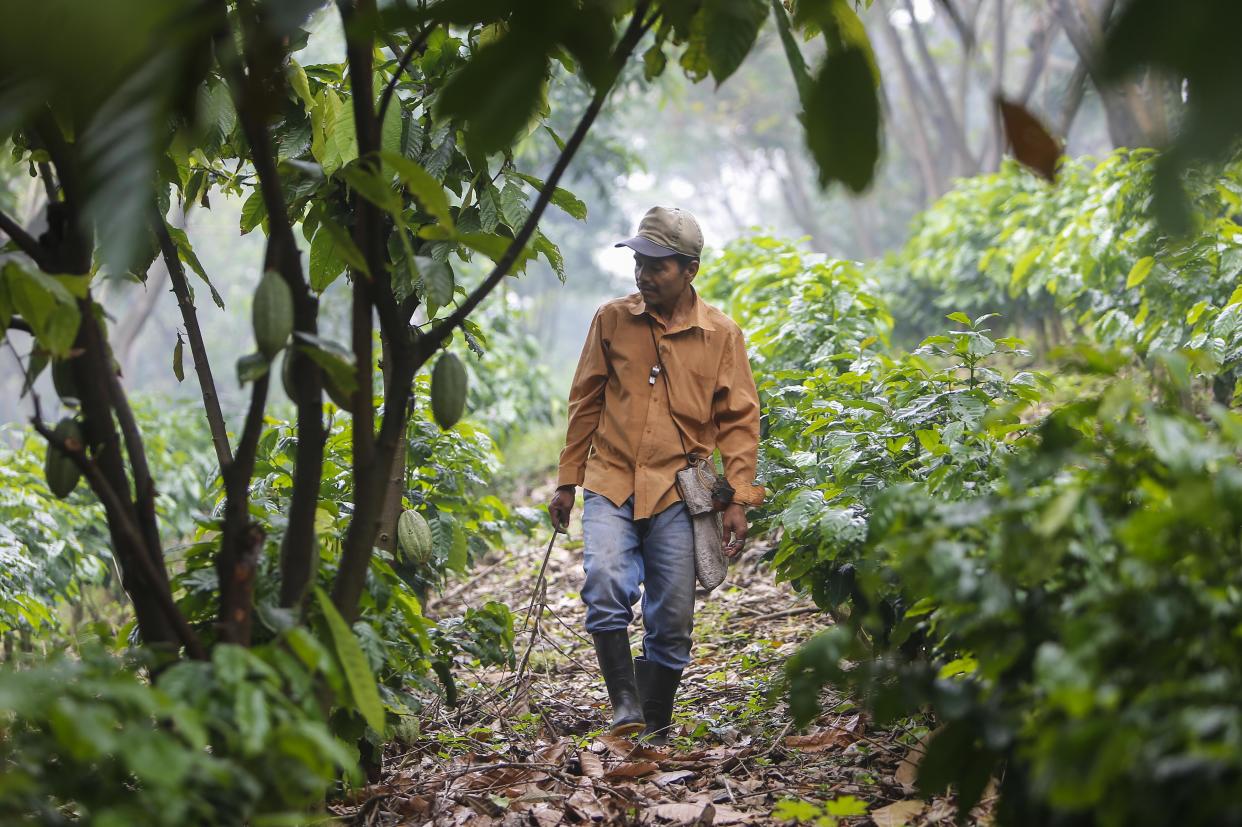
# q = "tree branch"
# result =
<box><xmin>377</xmin><ymin>26</ymin><xmax>433</xmax><ymax>127</ymax></box>
<box><xmin>0</xmin><ymin>207</ymin><xmax>50</xmax><ymax>270</ymax></box>
<box><xmin>896</xmin><ymin>0</ymin><xmax>977</xmax><ymax>173</ymax></box>
<box><xmin>32</xmin><ymin>417</ymin><xmax>206</xmax><ymax>659</ymax></box>
<box><xmin>330</xmin><ymin>0</ymin><xmax>656</xmax><ymax>620</ymax></box>
<box><xmin>154</xmin><ymin>216</ymin><xmax>233</xmax><ymax>470</ymax></box>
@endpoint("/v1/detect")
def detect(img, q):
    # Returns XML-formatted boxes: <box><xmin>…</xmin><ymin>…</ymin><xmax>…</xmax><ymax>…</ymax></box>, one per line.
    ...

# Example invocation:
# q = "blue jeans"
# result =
<box><xmin>580</xmin><ymin>491</ymin><xmax>696</xmax><ymax>670</ymax></box>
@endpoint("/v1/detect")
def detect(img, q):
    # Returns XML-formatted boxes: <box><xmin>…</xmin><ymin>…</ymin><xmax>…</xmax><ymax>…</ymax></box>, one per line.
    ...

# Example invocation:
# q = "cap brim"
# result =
<box><xmin>614</xmin><ymin>236</ymin><xmax>679</xmax><ymax>257</ymax></box>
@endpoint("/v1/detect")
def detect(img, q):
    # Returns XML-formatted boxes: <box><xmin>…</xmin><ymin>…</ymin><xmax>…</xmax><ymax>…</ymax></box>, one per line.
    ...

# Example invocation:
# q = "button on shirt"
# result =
<box><xmin>557</xmin><ymin>288</ymin><xmax>764</xmax><ymax>520</ymax></box>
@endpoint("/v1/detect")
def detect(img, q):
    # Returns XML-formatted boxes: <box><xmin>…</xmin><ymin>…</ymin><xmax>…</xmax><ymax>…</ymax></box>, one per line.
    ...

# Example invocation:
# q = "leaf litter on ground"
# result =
<box><xmin>331</xmin><ymin>485</ymin><xmax>995</xmax><ymax>826</ymax></box>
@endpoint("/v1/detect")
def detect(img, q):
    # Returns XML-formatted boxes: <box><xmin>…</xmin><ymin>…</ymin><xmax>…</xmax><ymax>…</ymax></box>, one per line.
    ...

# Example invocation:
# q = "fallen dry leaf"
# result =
<box><xmin>578</xmin><ymin>750</ymin><xmax>605</xmax><ymax>779</ymax></box>
<box><xmin>604</xmin><ymin>760</ymin><xmax>660</xmax><ymax>780</ymax></box>
<box><xmin>599</xmin><ymin>734</ymin><xmax>666</xmax><ymax>761</ymax></box>
<box><xmin>651</xmin><ymin>769</ymin><xmax>698</xmax><ymax>787</ymax></box>
<box><xmin>785</xmin><ymin>729</ymin><xmax>848</xmax><ymax>753</ymax></box>
<box><xmin>653</xmin><ymin>800</ymin><xmax>715</xmax><ymax>824</ymax></box>
<box><xmin>872</xmin><ymin>799</ymin><xmax>927</xmax><ymax>827</ymax></box>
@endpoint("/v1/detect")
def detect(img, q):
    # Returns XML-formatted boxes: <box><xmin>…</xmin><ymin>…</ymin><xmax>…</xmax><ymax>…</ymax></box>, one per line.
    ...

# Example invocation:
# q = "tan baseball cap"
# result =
<box><xmin>615</xmin><ymin>206</ymin><xmax>704</xmax><ymax>258</ymax></box>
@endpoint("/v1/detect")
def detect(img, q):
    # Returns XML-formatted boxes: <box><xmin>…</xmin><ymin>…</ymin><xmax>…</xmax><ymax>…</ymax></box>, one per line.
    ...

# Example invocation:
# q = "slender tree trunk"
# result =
<box><xmin>874</xmin><ymin>6</ymin><xmax>946</xmax><ymax>198</ymax></box>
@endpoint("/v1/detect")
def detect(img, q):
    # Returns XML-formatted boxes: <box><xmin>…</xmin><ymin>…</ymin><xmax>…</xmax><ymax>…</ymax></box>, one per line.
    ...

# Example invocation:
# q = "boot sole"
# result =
<box><xmin>609</xmin><ymin>720</ymin><xmax>646</xmax><ymax>737</ymax></box>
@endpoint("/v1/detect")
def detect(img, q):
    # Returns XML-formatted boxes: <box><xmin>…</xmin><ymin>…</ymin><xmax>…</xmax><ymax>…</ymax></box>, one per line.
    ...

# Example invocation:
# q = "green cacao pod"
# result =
<box><xmin>52</xmin><ymin>359</ymin><xmax>78</xmax><ymax>402</ymax></box>
<box><xmin>397</xmin><ymin>509</ymin><xmax>434</xmax><ymax>564</ymax></box>
<box><xmin>253</xmin><ymin>270</ymin><xmax>294</xmax><ymax>360</ymax></box>
<box><xmin>44</xmin><ymin>418</ymin><xmax>83</xmax><ymax>499</ymax></box>
<box><xmin>430</xmin><ymin>352</ymin><xmax>467</xmax><ymax>429</ymax></box>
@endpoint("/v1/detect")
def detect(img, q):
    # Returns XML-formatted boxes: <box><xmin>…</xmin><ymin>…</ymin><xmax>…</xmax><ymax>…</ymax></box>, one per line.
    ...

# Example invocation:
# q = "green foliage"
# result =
<box><xmin>0</xmin><ymin>643</ymin><xmax>358</xmax><ymax>825</ymax></box>
<box><xmin>786</xmin><ymin>351</ymin><xmax>1242</xmax><ymax>824</ymax></box>
<box><xmin>884</xmin><ymin>151</ymin><xmax>1242</xmax><ymax>396</ymax></box>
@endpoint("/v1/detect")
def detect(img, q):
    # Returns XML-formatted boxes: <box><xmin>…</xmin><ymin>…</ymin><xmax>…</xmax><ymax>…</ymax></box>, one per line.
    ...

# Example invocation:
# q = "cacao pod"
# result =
<box><xmin>253</xmin><ymin>269</ymin><xmax>294</xmax><ymax>360</ymax></box>
<box><xmin>397</xmin><ymin>509</ymin><xmax>434</xmax><ymax>564</ymax></box>
<box><xmin>52</xmin><ymin>359</ymin><xmax>78</xmax><ymax>402</ymax></box>
<box><xmin>44</xmin><ymin>418</ymin><xmax>83</xmax><ymax>499</ymax></box>
<box><xmin>430</xmin><ymin>352</ymin><xmax>467</xmax><ymax>429</ymax></box>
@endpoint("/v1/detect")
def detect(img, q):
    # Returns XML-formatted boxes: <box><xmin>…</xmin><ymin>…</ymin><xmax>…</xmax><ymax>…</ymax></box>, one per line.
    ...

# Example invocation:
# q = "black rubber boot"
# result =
<box><xmin>635</xmin><ymin>657</ymin><xmax>683</xmax><ymax>745</ymax></box>
<box><xmin>592</xmin><ymin>631</ymin><xmax>645</xmax><ymax>736</ymax></box>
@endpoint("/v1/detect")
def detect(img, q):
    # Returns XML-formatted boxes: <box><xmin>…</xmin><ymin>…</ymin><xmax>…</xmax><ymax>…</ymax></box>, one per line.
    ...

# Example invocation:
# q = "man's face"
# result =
<box><xmin>634</xmin><ymin>253</ymin><xmax>698</xmax><ymax>311</ymax></box>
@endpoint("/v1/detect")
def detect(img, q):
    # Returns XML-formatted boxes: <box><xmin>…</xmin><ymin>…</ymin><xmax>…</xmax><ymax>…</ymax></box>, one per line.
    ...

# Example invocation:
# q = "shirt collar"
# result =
<box><xmin>627</xmin><ymin>287</ymin><xmax>716</xmax><ymax>333</ymax></box>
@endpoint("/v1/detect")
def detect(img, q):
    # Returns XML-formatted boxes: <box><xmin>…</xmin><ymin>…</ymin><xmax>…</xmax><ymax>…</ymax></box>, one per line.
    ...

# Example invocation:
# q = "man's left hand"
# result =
<box><xmin>721</xmin><ymin>503</ymin><xmax>748</xmax><ymax>558</ymax></box>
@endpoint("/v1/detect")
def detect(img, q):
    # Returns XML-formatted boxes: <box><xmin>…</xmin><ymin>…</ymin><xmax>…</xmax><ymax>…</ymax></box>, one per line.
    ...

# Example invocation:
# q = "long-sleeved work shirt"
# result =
<box><xmin>557</xmin><ymin>288</ymin><xmax>764</xmax><ymax>519</ymax></box>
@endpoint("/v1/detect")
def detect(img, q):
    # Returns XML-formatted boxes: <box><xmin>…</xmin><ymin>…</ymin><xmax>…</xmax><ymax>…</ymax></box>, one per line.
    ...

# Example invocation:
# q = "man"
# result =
<box><xmin>548</xmin><ymin>206</ymin><xmax>763</xmax><ymax>743</ymax></box>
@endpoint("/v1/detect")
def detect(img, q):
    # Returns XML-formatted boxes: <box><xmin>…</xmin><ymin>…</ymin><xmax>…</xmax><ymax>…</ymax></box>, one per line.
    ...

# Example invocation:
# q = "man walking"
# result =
<box><xmin>548</xmin><ymin>206</ymin><xmax>763</xmax><ymax>743</ymax></box>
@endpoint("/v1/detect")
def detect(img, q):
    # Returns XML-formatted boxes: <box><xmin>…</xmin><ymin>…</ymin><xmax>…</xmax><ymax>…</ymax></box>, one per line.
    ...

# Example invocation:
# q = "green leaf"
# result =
<box><xmin>946</xmin><ymin>312</ymin><xmax>972</xmax><ymax>326</ymax></box>
<box><xmin>236</xmin><ymin>352</ymin><xmax>270</xmax><ymax>385</ymax></box>
<box><xmin>380</xmin><ymin>96</ymin><xmax>403</xmax><ymax>157</ymax></box>
<box><xmin>680</xmin><ymin>11</ymin><xmax>711</xmax><ymax>81</ymax></box>
<box><xmin>288</xmin><ymin>60</ymin><xmax>314</xmax><ymax>109</ymax></box>
<box><xmin>240</xmin><ymin>190</ymin><xmax>267</xmax><ymax>235</ymax></box>
<box><xmin>418</xmin><ymin>256</ymin><xmax>454</xmax><ymax>308</ymax></box>
<box><xmin>380</xmin><ymin>150</ymin><xmax>454</xmax><ymax>229</ymax></box>
<box><xmin>436</xmin><ymin>34</ymin><xmax>548</xmax><ymax>156</ymax></box>
<box><xmin>339</xmin><ymin>163</ymin><xmax>401</xmax><ymax>214</ymax></box>
<box><xmin>295</xmin><ymin>334</ymin><xmax>358</xmax><ymax>397</ymax></box>
<box><xmin>704</xmin><ymin>0</ymin><xmax>767</xmax><ymax>85</ymax></box>
<box><xmin>534</xmin><ymin>232</ymin><xmax>565</xmax><ymax>282</ymax></box>
<box><xmin>514</xmin><ymin>172</ymin><xmax>588</xmax><ymax>220</ymax></box>
<box><xmin>0</xmin><ymin>263</ymin><xmax>81</xmax><ymax>357</ymax></box>
<box><xmin>315</xmin><ymin>588</ymin><xmax>386</xmax><ymax>734</ymax></box>
<box><xmin>1186</xmin><ymin>300</ymin><xmax>1210</xmax><ymax>325</ymax></box>
<box><xmin>165</xmin><ymin>224</ymin><xmax>224</xmax><ymax>308</ymax></box>
<box><xmin>309</xmin><ymin>222</ymin><xmax>348</xmax><ymax>293</ymax></box>
<box><xmin>316</xmin><ymin>217</ymin><xmax>369</xmax><ymax>278</ymax></box>
<box><xmin>323</xmin><ymin>89</ymin><xmax>358</xmax><ymax>175</ymax></box>
<box><xmin>499</xmin><ymin>179</ymin><xmax>529</xmax><ymax>230</ymax></box>
<box><xmin>1125</xmin><ymin>256</ymin><xmax>1155</xmax><ymax>288</ymax></box>
<box><xmin>803</xmin><ymin>42</ymin><xmax>879</xmax><ymax>193</ymax></box>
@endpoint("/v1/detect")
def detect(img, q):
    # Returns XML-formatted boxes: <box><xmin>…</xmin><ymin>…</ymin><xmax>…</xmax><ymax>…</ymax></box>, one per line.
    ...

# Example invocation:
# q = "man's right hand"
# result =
<box><xmin>548</xmin><ymin>485</ymin><xmax>576</xmax><ymax>532</ymax></box>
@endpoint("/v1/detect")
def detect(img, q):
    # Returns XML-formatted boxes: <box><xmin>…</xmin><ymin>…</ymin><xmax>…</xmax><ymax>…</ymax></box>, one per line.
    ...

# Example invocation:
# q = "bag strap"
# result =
<box><xmin>646</xmin><ymin>315</ymin><xmax>694</xmax><ymax>465</ymax></box>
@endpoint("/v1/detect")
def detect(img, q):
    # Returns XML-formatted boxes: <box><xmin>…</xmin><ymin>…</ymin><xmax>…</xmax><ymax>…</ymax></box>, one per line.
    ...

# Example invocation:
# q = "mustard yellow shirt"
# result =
<box><xmin>557</xmin><ymin>288</ymin><xmax>764</xmax><ymax>519</ymax></box>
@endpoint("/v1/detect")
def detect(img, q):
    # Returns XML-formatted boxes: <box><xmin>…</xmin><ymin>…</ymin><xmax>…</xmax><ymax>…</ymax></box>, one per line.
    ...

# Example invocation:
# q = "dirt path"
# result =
<box><xmin>336</xmin><ymin>523</ymin><xmax>980</xmax><ymax>826</ymax></box>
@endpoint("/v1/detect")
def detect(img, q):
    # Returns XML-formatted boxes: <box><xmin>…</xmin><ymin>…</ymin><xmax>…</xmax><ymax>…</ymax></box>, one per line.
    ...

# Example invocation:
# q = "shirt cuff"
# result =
<box><xmin>557</xmin><ymin>465</ymin><xmax>585</xmax><ymax>489</ymax></box>
<box><xmin>730</xmin><ymin>482</ymin><xmax>765</xmax><ymax>507</ymax></box>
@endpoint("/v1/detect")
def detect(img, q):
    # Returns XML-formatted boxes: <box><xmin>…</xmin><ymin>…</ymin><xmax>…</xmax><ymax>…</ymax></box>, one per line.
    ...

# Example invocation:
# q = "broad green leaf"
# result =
<box><xmin>499</xmin><ymin>179</ymin><xmax>529</xmax><ymax>230</ymax></box>
<box><xmin>946</xmin><ymin>312</ymin><xmax>972</xmax><ymax>326</ymax></box>
<box><xmin>288</xmin><ymin>60</ymin><xmax>314</xmax><ymax>109</ymax></box>
<box><xmin>704</xmin><ymin>0</ymin><xmax>767</xmax><ymax>85</ymax></box>
<box><xmin>1125</xmin><ymin>256</ymin><xmax>1154</xmax><ymax>288</ymax></box>
<box><xmin>803</xmin><ymin>43</ymin><xmax>880</xmax><ymax>193</ymax></box>
<box><xmin>380</xmin><ymin>150</ymin><xmax>454</xmax><ymax>229</ymax></box>
<box><xmin>236</xmin><ymin>352</ymin><xmax>270</xmax><ymax>385</ymax></box>
<box><xmin>417</xmin><ymin>256</ymin><xmax>454</xmax><ymax>308</ymax></box>
<box><xmin>240</xmin><ymin>190</ymin><xmax>267</xmax><ymax>235</ymax></box>
<box><xmin>339</xmin><ymin>163</ymin><xmax>401</xmax><ymax>214</ymax></box>
<box><xmin>295</xmin><ymin>333</ymin><xmax>358</xmax><ymax>396</ymax></box>
<box><xmin>534</xmin><ymin>232</ymin><xmax>565</xmax><ymax>282</ymax></box>
<box><xmin>0</xmin><ymin>263</ymin><xmax>81</xmax><ymax>357</ymax></box>
<box><xmin>1186</xmin><ymin>299</ymin><xmax>1210</xmax><ymax>325</ymax></box>
<box><xmin>309</xmin><ymin>221</ymin><xmax>348</xmax><ymax>292</ymax></box>
<box><xmin>436</xmin><ymin>34</ymin><xmax>548</xmax><ymax>156</ymax></box>
<box><xmin>316</xmin><ymin>217</ymin><xmax>369</xmax><ymax>278</ymax></box>
<box><xmin>511</xmin><ymin>171</ymin><xmax>587</xmax><ymax>220</ymax></box>
<box><xmin>679</xmin><ymin>11</ymin><xmax>711</xmax><ymax>81</ymax></box>
<box><xmin>323</xmin><ymin>89</ymin><xmax>358</xmax><ymax>175</ymax></box>
<box><xmin>315</xmin><ymin>588</ymin><xmax>385</xmax><ymax>734</ymax></box>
